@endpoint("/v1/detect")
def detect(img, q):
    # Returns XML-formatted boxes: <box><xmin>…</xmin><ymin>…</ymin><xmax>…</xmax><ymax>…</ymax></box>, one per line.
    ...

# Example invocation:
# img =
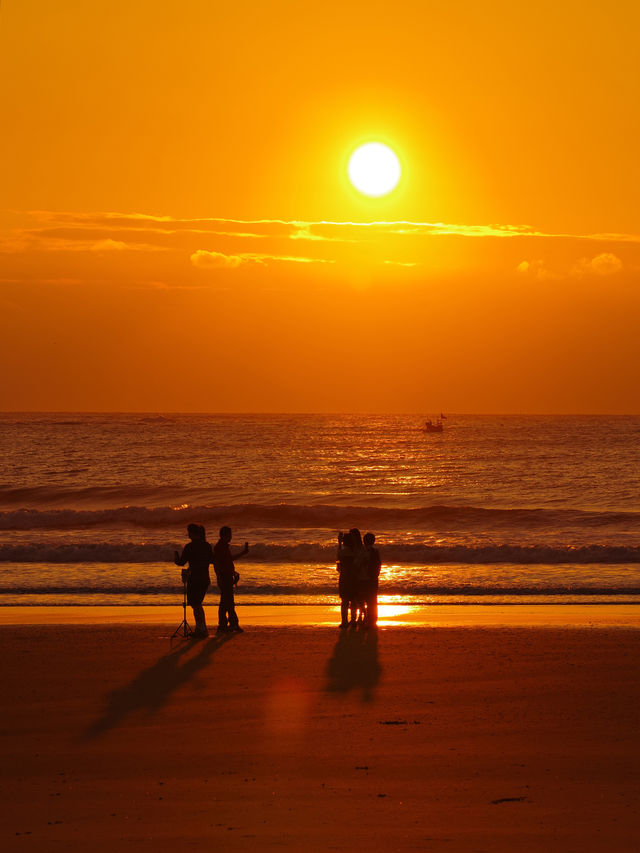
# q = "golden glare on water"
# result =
<box><xmin>329</xmin><ymin>598</ymin><xmax>419</xmax><ymax>626</ymax></box>
<box><xmin>377</xmin><ymin>603</ymin><xmax>416</xmax><ymax>620</ymax></box>
<box><xmin>347</xmin><ymin>142</ymin><xmax>401</xmax><ymax>197</ymax></box>
<box><xmin>376</xmin><ymin>596</ymin><xmax>420</xmax><ymax>623</ymax></box>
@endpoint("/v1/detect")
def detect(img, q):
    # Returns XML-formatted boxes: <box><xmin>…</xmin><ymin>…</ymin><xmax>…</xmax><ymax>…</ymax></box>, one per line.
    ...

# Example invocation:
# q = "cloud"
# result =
<box><xmin>289</xmin><ymin>224</ymin><xmax>350</xmax><ymax>243</ymax></box>
<box><xmin>190</xmin><ymin>249</ymin><xmax>334</xmax><ymax>269</ymax></box>
<box><xmin>585</xmin><ymin>233</ymin><xmax>640</xmax><ymax>244</ymax></box>
<box><xmin>517</xmin><ymin>253</ymin><xmax>624</xmax><ymax>281</ymax></box>
<box><xmin>89</xmin><ymin>239</ymin><xmax>128</xmax><ymax>251</ymax></box>
<box><xmin>15</xmin><ymin>210</ymin><xmax>640</xmax><ymax>247</ymax></box>
<box><xmin>3</xmin><ymin>211</ymin><xmax>639</xmax><ymax>276</ymax></box>
<box><xmin>571</xmin><ymin>253</ymin><xmax>623</xmax><ymax>277</ymax></box>
<box><xmin>190</xmin><ymin>250</ymin><xmax>244</xmax><ymax>269</ymax></box>
<box><xmin>516</xmin><ymin>259</ymin><xmax>561</xmax><ymax>280</ymax></box>
<box><xmin>0</xmin><ymin>226</ymin><xmax>167</xmax><ymax>254</ymax></box>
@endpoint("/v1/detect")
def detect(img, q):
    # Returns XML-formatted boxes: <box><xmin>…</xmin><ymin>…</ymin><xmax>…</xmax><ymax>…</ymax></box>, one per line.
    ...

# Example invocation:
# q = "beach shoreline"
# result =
<box><xmin>2</xmin><ymin>602</ymin><xmax>640</xmax><ymax>628</ymax></box>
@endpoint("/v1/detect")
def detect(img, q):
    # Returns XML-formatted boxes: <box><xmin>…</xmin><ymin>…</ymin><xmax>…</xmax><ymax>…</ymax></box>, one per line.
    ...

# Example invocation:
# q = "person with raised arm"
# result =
<box><xmin>213</xmin><ymin>526</ymin><xmax>249</xmax><ymax>633</ymax></box>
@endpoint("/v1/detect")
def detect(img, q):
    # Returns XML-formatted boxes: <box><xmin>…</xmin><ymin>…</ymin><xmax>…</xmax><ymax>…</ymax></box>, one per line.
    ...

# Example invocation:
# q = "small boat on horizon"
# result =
<box><xmin>422</xmin><ymin>417</ymin><xmax>444</xmax><ymax>433</ymax></box>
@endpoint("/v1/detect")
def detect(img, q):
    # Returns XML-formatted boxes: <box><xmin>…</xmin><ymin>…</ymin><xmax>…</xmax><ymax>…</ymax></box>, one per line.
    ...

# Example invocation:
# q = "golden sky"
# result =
<box><xmin>1</xmin><ymin>0</ymin><xmax>639</xmax><ymax>412</ymax></box>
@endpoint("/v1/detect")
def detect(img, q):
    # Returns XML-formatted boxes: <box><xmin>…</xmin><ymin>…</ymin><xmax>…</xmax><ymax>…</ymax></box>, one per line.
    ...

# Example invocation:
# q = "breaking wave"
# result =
<box><xmin>2</xmin><ymin>502</ymin><xmax>640</xmax><ymax>531</ymax></box>
<box><xmin>1</xmin><ymin>542</ymin><xmax>639</xmax><ymax>564</ymax></box>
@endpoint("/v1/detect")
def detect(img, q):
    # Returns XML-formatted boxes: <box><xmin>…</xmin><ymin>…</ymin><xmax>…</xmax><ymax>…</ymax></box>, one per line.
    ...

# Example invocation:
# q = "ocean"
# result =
<box><xmin>1</xmin><ymin>413</ymin><xmax>639</xmax><ymax>608</ymax></box>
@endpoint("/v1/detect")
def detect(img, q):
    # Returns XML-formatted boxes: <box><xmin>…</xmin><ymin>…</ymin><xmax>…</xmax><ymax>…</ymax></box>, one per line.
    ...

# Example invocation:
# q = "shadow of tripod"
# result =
<box><xmin>83</xmin><ymin>631</ymin><xmax>234</xmax><ymax>739</ymax></box>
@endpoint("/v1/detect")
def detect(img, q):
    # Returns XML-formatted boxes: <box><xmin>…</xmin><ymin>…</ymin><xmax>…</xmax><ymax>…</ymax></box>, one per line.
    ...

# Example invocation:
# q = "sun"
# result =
<box><xmin>348</xmin><ymin>142</ymin><xmax>401</xmax><ymax>197</ymax></box>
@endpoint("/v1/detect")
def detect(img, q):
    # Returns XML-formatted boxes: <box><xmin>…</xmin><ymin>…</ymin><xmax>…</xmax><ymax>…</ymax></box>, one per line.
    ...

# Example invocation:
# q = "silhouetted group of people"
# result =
<box><xmin>337</xmin><ymin>529</ymin><xmax>381</xmax><ymax>628</ymax></box>
<box><xmin>175</xmin><ymin>524</ymin><xmax>381</xmax><ymax>636</ymax></box>
<box><xmin>174</xmin><ymin>524</ymin><xmax>248</xmax><ymax>638</ymax></box>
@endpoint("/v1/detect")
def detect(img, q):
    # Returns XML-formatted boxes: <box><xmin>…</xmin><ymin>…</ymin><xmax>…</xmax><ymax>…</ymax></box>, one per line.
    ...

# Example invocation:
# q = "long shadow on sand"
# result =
<box><xmin>84</xmin><ymin>633</ymin><xmax>234</xmax><ymax>739</ymax></box>
<box><xmin>325</xmin><ymin>627</ymin><xmax>381</xmax><ymax>702</ymax></box>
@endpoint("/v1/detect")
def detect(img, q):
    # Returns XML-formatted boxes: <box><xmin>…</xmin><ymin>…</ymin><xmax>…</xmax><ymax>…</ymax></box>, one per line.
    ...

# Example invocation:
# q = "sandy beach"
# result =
<box><xmin>1</xmin><ymin>616</ymin><xmax>639</xmax><ymax>851</ymax></box>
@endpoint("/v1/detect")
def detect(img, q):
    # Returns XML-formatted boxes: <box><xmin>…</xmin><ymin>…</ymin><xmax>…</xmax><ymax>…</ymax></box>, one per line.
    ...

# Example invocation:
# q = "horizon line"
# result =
<box><xmin>1</xmin><ymin>410</ymin><xmax>639</xmax><ymax>418</ymax></box>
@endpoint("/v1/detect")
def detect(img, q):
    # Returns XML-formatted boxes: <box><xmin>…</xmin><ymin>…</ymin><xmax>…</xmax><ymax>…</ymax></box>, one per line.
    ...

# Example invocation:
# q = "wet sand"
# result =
<box><xmin>2</xmin><ymin>603</ymin><xmax>640</xmax><ymax>627</ymax></box>
<box><xmin>1</xmin><ymin>621</ymin><xmax>639</xmax><ymax>851</ymax></box>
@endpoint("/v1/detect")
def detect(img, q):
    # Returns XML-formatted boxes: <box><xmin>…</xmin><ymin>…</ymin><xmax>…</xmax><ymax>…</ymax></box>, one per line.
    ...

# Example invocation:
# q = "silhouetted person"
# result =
<box><xmin>213</xmin><ymin>526</ymin><xmax>248</xmax><ymax>633</ymax></box>
<box><xmin>174</xmin><ymin>523</ymin><xmax>213</xmax><ymax>638</ymax></box>
<box><xmin>337</xmin><ymin>531</ymin><xmax>357</xmax><ymax>627</ymax></box>
<box><xmin>349</xmin><ymin>527</ymin><xmax>368</xmax><ymax>624</ymax></box>
<box><xmin>363</xmin><ymin>532</ymin><xmax>381</xmax><ymax>627</ymax></box>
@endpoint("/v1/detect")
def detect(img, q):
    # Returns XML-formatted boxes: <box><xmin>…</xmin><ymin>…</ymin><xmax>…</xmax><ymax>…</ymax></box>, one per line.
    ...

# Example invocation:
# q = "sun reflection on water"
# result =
<box><xmin>377</xmin><ymin>595</ymin><xmax>419</xmax><ymax>623</ymax></box>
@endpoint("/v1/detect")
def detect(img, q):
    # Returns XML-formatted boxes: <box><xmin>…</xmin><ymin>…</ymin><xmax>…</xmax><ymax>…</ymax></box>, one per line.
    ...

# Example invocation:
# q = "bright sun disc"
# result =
<box><xmin>348</xmin><ymin>142</ymin><xmax>401</xmax><ymax>197</ymax></box>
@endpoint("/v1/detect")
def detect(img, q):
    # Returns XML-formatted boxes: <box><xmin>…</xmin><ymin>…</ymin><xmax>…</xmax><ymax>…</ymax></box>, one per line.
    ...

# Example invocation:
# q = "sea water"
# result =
<box><xmin>1</xmin><ymin>413</ymin><xmax>639</xmax><ymax>607</ymax></box>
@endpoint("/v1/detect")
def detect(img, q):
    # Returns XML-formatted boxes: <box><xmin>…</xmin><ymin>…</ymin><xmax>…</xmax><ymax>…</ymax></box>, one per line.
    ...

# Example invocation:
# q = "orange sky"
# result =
<box><xmin>1</xmin><ymin>0</ymin><xmax>639</xmax><ymax>413</ymax></box>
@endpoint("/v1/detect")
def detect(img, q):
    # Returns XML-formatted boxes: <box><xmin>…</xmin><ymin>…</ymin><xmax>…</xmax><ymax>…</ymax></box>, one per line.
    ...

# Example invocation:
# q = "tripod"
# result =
<box><xmin>171</xmin><ymin>574</ymin><xmax>193</xmax><ymax>639</ymax></box>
